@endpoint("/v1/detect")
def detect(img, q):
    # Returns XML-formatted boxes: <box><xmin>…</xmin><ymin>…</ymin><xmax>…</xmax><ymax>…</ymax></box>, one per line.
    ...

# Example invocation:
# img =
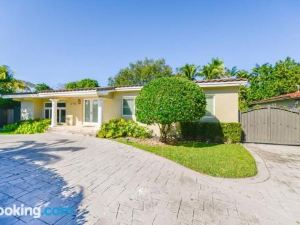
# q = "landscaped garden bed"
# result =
<box><xmin>97</xmin><ymin>77</ymin><xmax>257</xmax><ymax>178</ymax></box>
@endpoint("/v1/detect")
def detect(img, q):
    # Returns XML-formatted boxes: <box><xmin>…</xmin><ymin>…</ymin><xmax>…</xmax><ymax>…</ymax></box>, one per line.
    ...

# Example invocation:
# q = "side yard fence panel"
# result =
<box><xmin>240</xmin><ymin>106</ymin><xmax>300</xmax><ymax>145</ymax></box>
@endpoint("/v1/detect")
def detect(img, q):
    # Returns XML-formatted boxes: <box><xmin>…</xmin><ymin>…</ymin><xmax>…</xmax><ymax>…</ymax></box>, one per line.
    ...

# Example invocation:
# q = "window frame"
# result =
<box><xmin>121</xmin><ymin>96</ymin><xmax>136</xmax><ymax>117</ymax></box>
<box><xmin>204</xmin><ymin>94</ymin><xmax>215</xmax><ymax>117</ymax></box>
<box><xmin>43</xmin><ymin>101</ymin><xmax>66</xmax><ymax>122</ymax></box>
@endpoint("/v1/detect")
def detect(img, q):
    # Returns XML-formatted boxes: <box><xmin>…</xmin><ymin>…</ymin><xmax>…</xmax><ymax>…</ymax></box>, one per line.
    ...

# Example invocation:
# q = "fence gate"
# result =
<box><xmin>240</xmin><ymin>106</ymin><xmax>300</xmax><ymax>145</ymax></box>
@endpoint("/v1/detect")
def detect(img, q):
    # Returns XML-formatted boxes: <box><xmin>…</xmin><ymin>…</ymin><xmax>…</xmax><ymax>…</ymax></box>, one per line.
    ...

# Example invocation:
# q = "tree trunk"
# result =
<box><xmin>158</xmin><ymin>124</ymin><xmax>171</xmax><ymax>143</ymax></box>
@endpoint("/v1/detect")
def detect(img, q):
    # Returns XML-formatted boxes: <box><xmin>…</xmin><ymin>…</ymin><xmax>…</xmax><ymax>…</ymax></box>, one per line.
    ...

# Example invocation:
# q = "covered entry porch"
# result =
<box><xmin>46</xmin><ymin>98</ymin><xmax>103</xmax><ymax>128</ymax></box>
<box><xmin>4</xmin><ymin>87</ymin><xmax>110</xmax><ymax>129</ymax></box>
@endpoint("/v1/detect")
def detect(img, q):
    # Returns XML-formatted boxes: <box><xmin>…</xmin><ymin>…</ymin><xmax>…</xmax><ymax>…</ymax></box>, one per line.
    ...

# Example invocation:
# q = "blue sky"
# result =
<box><xmin>0</xmin><ymin>0</ymin><xmax>300</xmax><ymax>88</ymax></box>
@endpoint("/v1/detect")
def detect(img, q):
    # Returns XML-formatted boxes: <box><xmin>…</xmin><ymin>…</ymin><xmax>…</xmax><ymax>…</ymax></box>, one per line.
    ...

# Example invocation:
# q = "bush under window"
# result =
<box><xmin>97</xmin><ymin>118</ymin><xmax>151</xmax><ymax>138</ymax></box>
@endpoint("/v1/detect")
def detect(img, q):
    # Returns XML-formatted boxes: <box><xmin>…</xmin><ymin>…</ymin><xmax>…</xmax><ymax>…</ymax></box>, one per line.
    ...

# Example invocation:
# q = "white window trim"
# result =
<box><xmin>122</xmin><ymin>96</ymin><xmax>136</xmax><ymax>118</ymax></box>
<box><xmin>203</xmin><ymin>94</ymin><xmax>215</xmax><ymax>117</ymax></box>
<box><xmin>44</xmin><ymin>102</ymin><xmax>66</xmax><ymax>109</ymax></box>
<box><xmin>44</xmin><ymin>102</ymin><xmax>52</xmax><ymax>119</ymax></box>
<box><xmin>43</xmin><ymin>102</ymin><xmax>66</xmax><ymax>122</ymax></box>
<box><xmin>82</xmin><ymin>98</ymin><xmax>102</xmax><ymax>126</ymax></box>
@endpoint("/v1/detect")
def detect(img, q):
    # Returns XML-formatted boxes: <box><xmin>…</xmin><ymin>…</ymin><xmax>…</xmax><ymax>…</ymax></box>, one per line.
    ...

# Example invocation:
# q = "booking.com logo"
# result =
<box><xmin>0</xmin><ymin>204</ymin><xmax>74</xmax><ymax>218</ymax></box>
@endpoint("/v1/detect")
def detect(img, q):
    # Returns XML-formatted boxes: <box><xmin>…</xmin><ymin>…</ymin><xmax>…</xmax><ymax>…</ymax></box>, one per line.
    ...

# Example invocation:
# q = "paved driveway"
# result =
<box><xmin>0</xmin><ymin>134</ymin><xmax>299</xmax><ymax>225</ymax></box>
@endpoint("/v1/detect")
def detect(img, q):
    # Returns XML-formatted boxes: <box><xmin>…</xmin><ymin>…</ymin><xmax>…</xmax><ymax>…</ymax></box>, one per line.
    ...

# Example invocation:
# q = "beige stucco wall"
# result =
<box><xmin>18</xmin><ymin>85</ymin><xmax>240</xmax><ymax>136</ymax></box>
<box><xmin>101</xmin><ymin>91</ymin><xmax>162</xmax><ymax>135</ymax></box>
<box><xmin>101</xmin><ymin>86</ymin><xmax>240</xmax><ymax>136</ymax></box>
<box><xmin>103</xmin><ymin>87</ymin><xmax>240</xmax><ymax>123</ymax></box>
<box><xmin>20</xmin><ymin>99</ymin><xmax>43</xmax><ymax>120</ymax></box>
<box><xmin>204</xmin><ymin>86</ymin><xmax>239</xmax><ymax>122</ymax></box>
<box><xmin>102</xmin><ymin>91</ymin><xmax>139</xmax><ymax>123</ymax></box>
<box><xmin>64</xmin><ymin>98</ymin><xmax>83</xmax><ymax>126</ymax></box>
<box><xmin>33</xmin><ymin>99</ymin><xmax>43</xmax><ymax>119</ymax></box>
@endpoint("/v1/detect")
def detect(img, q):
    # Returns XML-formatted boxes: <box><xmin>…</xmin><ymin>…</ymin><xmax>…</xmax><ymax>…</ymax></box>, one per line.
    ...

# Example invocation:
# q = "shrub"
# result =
<box><xmin>221</xmin><ymin>123</ymin><xmax>242</xmax><ymax>143</ymax></box>
<box><xmin>136</xmin><ymin>77</ymin><xmax>206</xmax><ymax>142</ymax></box>
<box><xmin>180</xmin><ymin>122</ymin><xmax>242</xmax><ymax>143</ymax></box>
<box><xmin>2</xmin><ymin>122</ymin><xmax>19</xmax><ymax>132</ymax></box>
<box><xmin>97</xmin><ymin>119</ymin><xmax>151</xmax><ymax>139</ymax></box>
<box><xmin>2</xmin><ymin>119</ymin><xmax>51</xmax><ymax>134</ymax></box>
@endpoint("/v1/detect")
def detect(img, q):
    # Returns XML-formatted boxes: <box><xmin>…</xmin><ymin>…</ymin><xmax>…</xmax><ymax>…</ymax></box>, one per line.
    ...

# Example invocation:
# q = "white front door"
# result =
<box><xmin>84</xmin><ymin>99</ymin><xmax>101</xmax><ymax>125</ymax></box>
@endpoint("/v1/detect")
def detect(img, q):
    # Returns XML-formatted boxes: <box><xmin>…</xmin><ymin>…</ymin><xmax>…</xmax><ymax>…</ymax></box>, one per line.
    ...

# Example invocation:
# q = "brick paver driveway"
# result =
<box><xmin>0</xmin><ymin>133</ymin><xmax>299</xmax><ymax>225</ymax></box>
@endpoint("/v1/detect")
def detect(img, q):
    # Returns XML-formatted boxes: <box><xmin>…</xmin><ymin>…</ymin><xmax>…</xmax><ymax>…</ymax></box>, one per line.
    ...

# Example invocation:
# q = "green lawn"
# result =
<box><xmin>117</xmin><ymin>139</ymin><xmax>257</xmax><ymax>178</ymax></box>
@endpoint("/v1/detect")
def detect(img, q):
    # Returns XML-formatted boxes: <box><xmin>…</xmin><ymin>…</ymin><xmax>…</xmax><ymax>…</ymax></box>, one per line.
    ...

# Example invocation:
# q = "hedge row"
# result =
<box><xmin>2</xmin><ymin>119</ymin><xmax>51</xmax><ymax>134</ymax></box>
<box><xmin>180</xmin><ymin>122</ymin><xmax>242</xmax><ymax>143</ymax></box>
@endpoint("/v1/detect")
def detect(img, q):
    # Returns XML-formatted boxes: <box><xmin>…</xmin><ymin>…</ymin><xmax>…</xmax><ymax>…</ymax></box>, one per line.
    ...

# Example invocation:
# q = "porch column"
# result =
<box><xmin>50</xmin><ymin>99</ymin><xmax>58</xmax><ymax>127</ymax></box>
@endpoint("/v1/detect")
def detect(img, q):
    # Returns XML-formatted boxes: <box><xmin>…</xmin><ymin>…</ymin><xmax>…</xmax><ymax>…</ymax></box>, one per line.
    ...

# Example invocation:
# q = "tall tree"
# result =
<box><xmin>0</xmin><ymin>65</ymin><xmax>26</xmax><ymax>107</ymax></box>
<box><xmin>235</xmin><ymin>70</ymin><xmax>250</xmax><ymax>79</ymax></box>
<box><xmin>108</xmin><ymin>58</ymin><xmax>173</xmax><ymax>86</ymax></box>
<box><xmin>35</xmin><ymin>83</ymin><xmax>52</xmax><ymax>92</ymax></box>
<box><xmin>0</xmin><ymin>65</ymin><xmax>25</xmax><ymax>94</ymax></box>
<box><xmin>65</xmin><ymin>78</ymin><xmax>99</xmax><ymax>89</ymax></box>
<box><xmin>200</xmin><ymin>58</ymin><xmax>229</xmax><ymax>79</ymax></box>
<box><xmin>225</xmin><ymin>66</ymin><xmax>238</xmax><ymax>77</ymax></box>
<box><xmin>240</xmin><ymin>57</ymin><xmax>300</xmax><ymax>110</ymax></box>
<box><xmin>177</xmin><ymin>64</ymin><xmax>200</xmax><ymax>80</ymax></box>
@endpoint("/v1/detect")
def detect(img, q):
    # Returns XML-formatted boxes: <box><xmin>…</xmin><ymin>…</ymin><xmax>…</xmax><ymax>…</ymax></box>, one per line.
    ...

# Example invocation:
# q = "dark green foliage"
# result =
<box><xmin>200</xmin><ymin>58</ymin><xmax>229</xmax><ymax>79</ymax></box>
<box><xmin>2</xmin><ymin>119</ymin><xmax>50</xmax><ymax>134</ymax></box>
<box><xmin>0</xmin><ymin>65</ymin><xmax>26</xmax><ymax>94</ymax></box>
<box><xmin>35</xmin><ymin>83</ymin><xmax>52</xmax><ymax>92</ymax></box>
<box><xmin>241</xmin><ymin>57</ymin><xmax>300</xmax><ymax>109</ymax></box>
<box><xmin>97</xmin><ymin>118</ymin><xmax>151</xmax><ymax>138</ymax></box>
<box><xmin>0</xmin><ymin>65</ymin><xmax>27</xmax><ymax>108</ymax></box>
<box><xmin>65</xmin><ymin>78</ymin><xmax>99</xmax><ymax>89</ymax></box>
<box><xmin>176</xmin><ymin>64</ymin><xmax>200</xmax><ymax>80</ymax></box>
<box><xmin>180</xmin><ymin>122</ymin><xmax>242</xmax><ymax>143</ymax></box>
<box><xmin>0</xmin><ymin>98</ymin><xmax>19</xmax><ymax>108</ymax></box>
<box><xmin>108</xmin><ymin>58</ymin><xmax>173</xmax><ymax>86</ymax></box>
<box><xmin>136</xmin><ymin>77</ymin><xmax>206</xmax><ymax>142</ymax></box>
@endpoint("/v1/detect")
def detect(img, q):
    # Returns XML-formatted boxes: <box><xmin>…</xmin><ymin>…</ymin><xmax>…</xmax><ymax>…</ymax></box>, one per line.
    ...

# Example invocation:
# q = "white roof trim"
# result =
<box><xmin>114</xmin><ymin>86</ymin><xmax>143</xmax><ymax>91</ymax></box>
<box><xmin>38</xmin><ymin>90</ymin><xmax>98</xmax><ymax>97</ymax></box>
<box><xmin>197</xmin><ymin>80</ymin><xmax>247</xmax><ymax>87</ymax></box>
<box><xmin>2</xmin><ymin>90</ymin><xmax>98</xmax><ymax>99</ymax></box>
<box><xmin>1</xmin><ymin>93</ymin><xmax>39</xmax><ymax>99</ymax></box>
<box><xmin>114</xmin><ymin>81</ymin><xmax>246</xmax><ymax>91</ymax></box>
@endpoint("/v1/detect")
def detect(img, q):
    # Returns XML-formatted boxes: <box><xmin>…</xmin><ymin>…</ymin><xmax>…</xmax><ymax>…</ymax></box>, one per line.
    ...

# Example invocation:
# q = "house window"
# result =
<box><xmin>122</xmin><ymin>97</ymin><xmax>135</xmax><ymax>117</ymax></box>
<box><xmin>205</xmin><ymin>95</ymin><xmax>215</xmax><ymax>116</ymax></box>
<box><xmin>44</xmin><ymin>102</ymin><xmax>66</xmax><ymax>123</ymax></box>
<box><xmin>44</xmin><ymin>103</ymin><xmax>52</xmax><ymax>119</ymax></box>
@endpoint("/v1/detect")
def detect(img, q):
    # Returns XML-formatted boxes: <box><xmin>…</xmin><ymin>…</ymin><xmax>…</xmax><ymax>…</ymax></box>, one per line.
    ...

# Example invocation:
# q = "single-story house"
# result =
<box><xmin>251</xmin><ymin>91</ymin><xmax>300</xmax><ymax>110</ymax></box>
<box><xmin>1</xmin><ymin>78</ymin><xmax>246</xmax><ymax>135</ymax></box>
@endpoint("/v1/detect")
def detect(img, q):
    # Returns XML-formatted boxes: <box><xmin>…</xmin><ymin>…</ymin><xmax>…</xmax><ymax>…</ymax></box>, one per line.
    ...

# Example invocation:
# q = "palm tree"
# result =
<box><xmin>200</xmin><ymin>58</ymin><xmax>228</xmax><ymax>80</ymax></box>
<box><xmin>177</xmin><ymin>64</ymin><xmax>200</xmax><ymax>80</ymax></box>
<box><xmin>0</xmin><ymin>65</ymin><xmax>26</xmax><ymax>94</ymax></box>
<box><xmin>225</xmin><ymin>66</ymin><xmax>238</xmax><ymax>77</ymax></box>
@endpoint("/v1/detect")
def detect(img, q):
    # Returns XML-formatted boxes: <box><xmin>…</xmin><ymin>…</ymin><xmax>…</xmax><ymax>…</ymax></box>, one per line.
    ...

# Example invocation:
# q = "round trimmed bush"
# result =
<box><xmin>136</xmin><ymin>77</ymin><xmax>206</xmax><ymax>141</ymax></box>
